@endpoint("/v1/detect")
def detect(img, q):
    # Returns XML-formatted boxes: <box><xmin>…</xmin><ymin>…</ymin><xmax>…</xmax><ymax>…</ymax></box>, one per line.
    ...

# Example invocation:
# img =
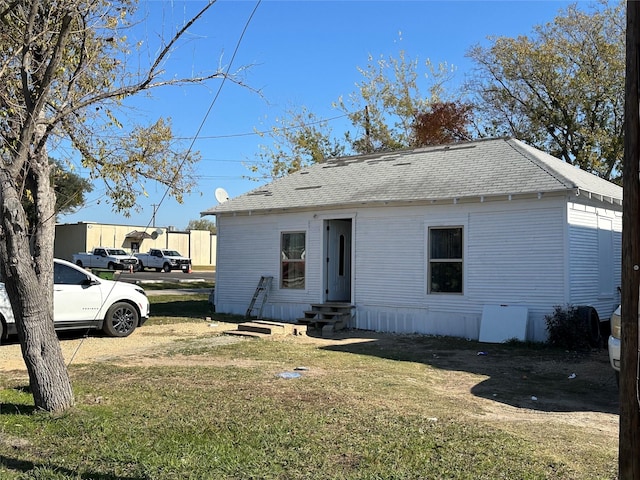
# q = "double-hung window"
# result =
<box><xmin>281</xmin><ymin>232</ymin><xmax>306</xmax><ymax>289</ymax></box>
<box><xmin>428</xmin><ymin>227</ymin><xmax>463</xmax><ymax>293</ymax></box>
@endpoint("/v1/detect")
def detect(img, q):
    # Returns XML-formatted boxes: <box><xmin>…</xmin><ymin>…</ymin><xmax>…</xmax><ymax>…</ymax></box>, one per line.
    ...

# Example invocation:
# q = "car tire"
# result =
<box><xmin>576</xmin><ymin>306</ymin><xmax>601</xmax><ymax>348</ymax></box>
<box><xmin>136</xmin><ymin>262</ymin><xmax>144</xmax><ymax>272</ymax></box>
<box><xmin>107</xmin><ymin>262</ymin><xmax>116</xmax><ymax>271</ymax></box>
<box><xmin>102</xmin><ymin>302</ymin><xmax>138</xmax><ymax>337</ymax></box>
<box><xmin>76</xmin><ymin>260</ymin><xmax>83</xmax><ymax>268</ymax></box>
<box><xmin>162</xmin><ymin>263</ymin><xmax>171</xmax><ymax>273</ymax></box>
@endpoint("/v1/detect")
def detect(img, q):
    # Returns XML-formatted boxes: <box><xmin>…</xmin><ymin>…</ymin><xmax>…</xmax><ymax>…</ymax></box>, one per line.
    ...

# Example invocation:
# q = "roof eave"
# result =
<box><xmin>575</xmin><ymin>188</ymin><xmax>623</xmax><ymax>206</ymax></box>
<box><xmin>211</xmin><ymin>188</ymin><xmax>618</xmax><ymax>217</ymax></box>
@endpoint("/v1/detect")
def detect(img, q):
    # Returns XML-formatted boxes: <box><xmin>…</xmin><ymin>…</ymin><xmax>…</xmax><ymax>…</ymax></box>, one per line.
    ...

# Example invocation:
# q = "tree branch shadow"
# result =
<box><xmin>0</xmin><ymin>455</ymin><xmax>145</xmax><ymax>479</ymax></box>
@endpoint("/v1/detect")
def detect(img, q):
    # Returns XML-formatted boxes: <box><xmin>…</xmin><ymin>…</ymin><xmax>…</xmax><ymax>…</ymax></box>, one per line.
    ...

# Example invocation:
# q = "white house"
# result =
<box><xmin>201</xmin><ymin>138</ymin><xmax>622</xmax><ymax>342</ymax></box>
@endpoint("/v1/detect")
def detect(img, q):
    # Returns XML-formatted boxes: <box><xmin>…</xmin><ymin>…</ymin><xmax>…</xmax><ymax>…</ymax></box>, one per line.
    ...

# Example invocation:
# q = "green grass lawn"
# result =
<box><xmin>147</xmin><ymin>293</ymin><xmax>213</xmax><ymax>320</ymax></box>
<box><xmin>0</xmin><ymin>299</ymin><xmax>619</xmax><ymax>479</ymax></box>
<box><xmin>140</xmin><ymin>281</ymin><xmax>215</xmax><ymax>291</ymax></box>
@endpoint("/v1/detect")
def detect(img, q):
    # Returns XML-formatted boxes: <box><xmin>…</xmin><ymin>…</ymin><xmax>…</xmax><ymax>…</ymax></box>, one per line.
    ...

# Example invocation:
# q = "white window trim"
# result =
<box><xmin>280</xmin><ymin>230</ymin><xmax>307</xmax><ymax>290</ymax></box>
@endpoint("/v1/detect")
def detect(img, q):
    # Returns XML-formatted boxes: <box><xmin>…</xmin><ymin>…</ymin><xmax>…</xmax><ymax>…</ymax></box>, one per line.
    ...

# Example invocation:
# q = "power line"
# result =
<box><xmin>72</xmin><ymin>111</ymin><xmax>352</xmax><ymax>142</ymax></box>
<box><xmin>66</xmin><ymin>2</ymin><xmax>264</xmax><ymax>368</ymax></box>
<box><xmin>147</xmin><ymin>0</ymin><xmax>263</xmax><ymax>226</ymax></box>
<box><xmin>173</xmin><ymin>113</ymin><xmax>352</xmax><ymax>140</ymax></box>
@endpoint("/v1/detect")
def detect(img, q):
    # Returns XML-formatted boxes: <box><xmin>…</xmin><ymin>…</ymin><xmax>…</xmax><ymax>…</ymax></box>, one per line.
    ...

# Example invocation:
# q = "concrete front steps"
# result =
<box><xmin>224</xmin><ymin>320</ymin><xmax>307</xmax><ymax>339</ymax></box>
<box><xmin>224</xmin><ymin>303</ymin><xmax>354</xmax><ymax>339</ymax></box>
<box><xmin>297</xmin><ymin>303</ymin><xmax>354</xmax><ymax>338</ymax></box>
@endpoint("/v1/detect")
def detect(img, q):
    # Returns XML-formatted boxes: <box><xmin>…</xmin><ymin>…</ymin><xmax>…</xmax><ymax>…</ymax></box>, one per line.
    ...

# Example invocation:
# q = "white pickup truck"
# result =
<box><xmin>0</xmin><ymin>259</ymin><xmax>150</xmax><ymax>342</ymax></box>
<box><xmin>73</xmin><ymin>247</ymin><xmax>138</xmax><ymax>271</ymax></box>
<box><xmin>134</xmin><ymin>249</ymin><xmax>192</xmax><ymax>273</ymax></box>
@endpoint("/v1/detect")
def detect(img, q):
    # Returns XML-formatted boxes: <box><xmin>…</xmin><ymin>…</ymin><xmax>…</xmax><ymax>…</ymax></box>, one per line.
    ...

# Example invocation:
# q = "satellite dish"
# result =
<box><xmin>215</xmin><ymin>187</ymin><xmax>229</xmax><ymax>204</ymax></box>
<box><xmin>150</xmin><ymin>228</ymin><xmax>163</xmax><ymax>240</ymax></box>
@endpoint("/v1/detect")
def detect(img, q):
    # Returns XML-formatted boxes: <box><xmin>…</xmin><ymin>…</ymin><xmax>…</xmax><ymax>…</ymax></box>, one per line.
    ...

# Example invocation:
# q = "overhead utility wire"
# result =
<box><xmin>89</xmin><ymin>112</ymin><xmax>352</xmax><ymax>142</ymax></box>
<box><xmin>172</xmin><ymin>113</ymin><xmax>352</xmax><ymax>140</ymax></box>
<box><xmin>67</xmin><ymin>0</ymin><xmax>263</xmax><ymax>367</ymax></box>
<box><xmin>146</xmin><ymin>0</ymin><xmax>262</xmax><ymax>221</ymax></box>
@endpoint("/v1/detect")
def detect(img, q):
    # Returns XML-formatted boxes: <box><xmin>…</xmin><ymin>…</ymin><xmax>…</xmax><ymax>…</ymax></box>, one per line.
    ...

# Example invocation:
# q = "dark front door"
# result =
<box><xmin>325</xmin><ymin>219</ymin><xmax>352</xmax><ymax>302</ymax></box>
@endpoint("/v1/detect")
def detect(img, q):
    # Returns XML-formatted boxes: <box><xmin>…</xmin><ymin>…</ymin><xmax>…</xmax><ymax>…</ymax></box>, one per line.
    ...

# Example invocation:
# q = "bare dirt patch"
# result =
<box><xmin>0</xmin><ymin>322</ymin><xmax>237</xmax><ymax>372</ymax></box>
<box><xmin>301</xmin><ymin>330</ymin><xmax>621</xmax><ymax>439</ymax></box>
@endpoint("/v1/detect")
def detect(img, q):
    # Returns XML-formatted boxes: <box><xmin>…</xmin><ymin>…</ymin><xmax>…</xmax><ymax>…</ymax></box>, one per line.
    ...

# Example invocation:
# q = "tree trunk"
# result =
<box><xmin>620</xmin><ymin>2</ymin><xmax>640</xmax><ymax>477</ymax></box>
<box><xmin>0</xmin><ymin>157</ymin><xmax>74</xmax><ymax>412</ymax></box>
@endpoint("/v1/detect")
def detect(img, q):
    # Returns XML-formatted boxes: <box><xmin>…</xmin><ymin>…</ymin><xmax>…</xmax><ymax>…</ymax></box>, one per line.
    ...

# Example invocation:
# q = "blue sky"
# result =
<box><xmin>58</xmin><ymin>0</ymin><xmax>577</xmax><ymax>229</ymax></box>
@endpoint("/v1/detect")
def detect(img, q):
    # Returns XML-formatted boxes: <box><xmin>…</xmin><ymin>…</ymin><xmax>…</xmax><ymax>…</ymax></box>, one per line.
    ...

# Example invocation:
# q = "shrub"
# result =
<box><xmin>545</xmin><ymin>304</ymin><xmax>594</xmax><ymax>351</ymax></box>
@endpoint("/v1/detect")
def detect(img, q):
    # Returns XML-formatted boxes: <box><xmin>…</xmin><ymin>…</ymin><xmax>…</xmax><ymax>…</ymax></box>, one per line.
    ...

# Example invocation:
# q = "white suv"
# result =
<box><xmin>0</xmin><ymin>259</ymin><xmax>150</xmax><ymax>341</ymax></box>
<box><xmin>608</xmin><ymin>305</ymin><xmax>621</xmax><ymax>382</ymax></box>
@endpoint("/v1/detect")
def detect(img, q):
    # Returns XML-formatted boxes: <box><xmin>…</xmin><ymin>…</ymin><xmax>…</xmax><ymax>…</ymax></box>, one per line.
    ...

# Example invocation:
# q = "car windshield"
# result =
<box><xmin>108</xmin><ymin>249</ymin><xmax>128</xmax><ymax>255</ymax></box>
<box><xmin>163</xmin><ymin>250</ymin><xmax>182</xmax><ymax>257</ymax></box>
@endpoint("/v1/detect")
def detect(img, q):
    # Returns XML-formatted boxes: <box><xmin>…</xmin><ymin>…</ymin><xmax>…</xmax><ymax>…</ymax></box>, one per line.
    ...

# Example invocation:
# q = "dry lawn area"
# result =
<box><xmin>0</xmin><ymin>321</ymin><xmax>620</xmax><ymax>478</ymax></box>
<box><xmin>0</xmin><ymin>321</ymin><xmax>619</xmax><ymax>437</ymax></box>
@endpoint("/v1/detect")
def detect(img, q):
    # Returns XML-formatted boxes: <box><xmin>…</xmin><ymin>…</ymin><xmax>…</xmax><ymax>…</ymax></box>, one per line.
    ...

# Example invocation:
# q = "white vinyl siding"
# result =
<box><xmin>567</xmin><ymin>203</ymin><xmax>621</xmax><ymax>319</ymax></box>
<box><xmin>355</xmin><ymin>212</ymin><xmax>425</xmax><ymax>307</ymax></box>
<box><xmin>214</xmin><ymin>213</ymin><xmax>318</xmax><ymax>319</ymax></box>
<box><xmin>466</xmin><ymin>206</ymin><xmax>565</xmax><ymax>304</ymax></box>
<box><xmin>213</xmin><ymin>216</ymin><xmax>275</xmax><ymax>316</ymax></box>
<box><xmin>353</xmin><ymin>202</ymin><xmax>568</xmax><ymax>340</ymax></box>
<box><xmin>466</xmin><ymin>206</ymin><xmax>566</xmax><ymax>340</ymax></box>
<box><xmin>597</xmin><ymin>217</ymin><xmax>614</xmax><ymax>297</ymax></box>
<box><xmin>214</xmin><ymin>196</ymin><xmax>621</xmax><ymax>343</ymax></box>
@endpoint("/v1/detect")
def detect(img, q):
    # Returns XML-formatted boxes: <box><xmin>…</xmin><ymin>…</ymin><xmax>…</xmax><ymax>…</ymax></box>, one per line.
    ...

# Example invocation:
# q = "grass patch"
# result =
<box><xmin>190</xmin><ymin>266</ymin><xmax>215</xmax><ymax>272</ymax></box>
<box><xmin>0</xmin><ymin>327</ymin><xmax>618</xmax><ymax>479</ymax></box>
<box><xmin>146</xmin><ymin>292</ymin><xmax>242</xmax><ymax>326</ymax></box>
<box><xmin>141</xmin><ymin>281</ymin><xmax>215</xmax><ymax>291</ymax></box>
<box><xmin>148</xmin><ymin>293</ymin><xmax>212</xmax><ymax>319</ymax></box>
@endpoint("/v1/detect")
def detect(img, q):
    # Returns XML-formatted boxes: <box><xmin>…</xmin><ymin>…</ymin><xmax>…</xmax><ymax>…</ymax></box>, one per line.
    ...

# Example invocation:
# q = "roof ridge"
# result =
<box><xmin>505</xmin><ymin>138</ymin><xmax>577</xmax><ymax>190</ymax></box>
<box><xmin>323</xmin><ymin>136</ymin><xmax>511</xmax><ymax>164</ymax></box>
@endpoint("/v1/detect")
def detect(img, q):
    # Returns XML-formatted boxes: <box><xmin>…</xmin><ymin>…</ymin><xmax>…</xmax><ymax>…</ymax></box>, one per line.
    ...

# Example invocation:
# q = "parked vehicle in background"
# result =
<box><xmin>73</xmin><ymin>247</ymin><xmax>138</xmax><ymax>270</ymax></box>
<box><xmin>134</xmin><ymin>249</ymin><xmax>192</xmax><ymax>273</ymax></box>
<box><xmin>608</xmin><ymin>305</ymin><xmax>621</xmax><ymax>383</ymax></box>
<box><xmin>0</xmin><ymin>259</ymin><xmax>149</xmax><ymax>342</ymax></box>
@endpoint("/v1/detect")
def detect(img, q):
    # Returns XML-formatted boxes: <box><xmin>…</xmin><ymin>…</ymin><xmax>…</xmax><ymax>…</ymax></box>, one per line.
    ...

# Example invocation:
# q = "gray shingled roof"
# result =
<box><xmin>202</xmin><ymin>137</ymin><xmax>622</xmax><ymax>216</ymax></box>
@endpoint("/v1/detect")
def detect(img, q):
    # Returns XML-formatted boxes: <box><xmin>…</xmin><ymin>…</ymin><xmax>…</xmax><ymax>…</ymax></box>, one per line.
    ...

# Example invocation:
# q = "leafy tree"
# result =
<box><xmin>22</xmin><ymin>159</ymin><xmax>93</xmax><ymax>230</ymax></box>
<box><xmin>466</xmin><ymin>1</ymin><xmax>625</xmax><ymax>182</ymax></box>
<box><xmin>413</xmin><ymin>101</ymin><xmax>473</xmax><ymax>146</ymax></box>
<box><xmin>250</xmin><ymin>106</ymin><xmax>347</xmax><ymax>180</ymax></box>
<box><xmin>253</xmin><ymin>49</ymin><xmax>459</xmax><ymax>178</ymax></box>
<box><xmin>0</xmin><ymin>0</ymin><xmax>247</xmax><ymax>412</ymax></box>
<box><xmin>335</xmin><ymin>50</ymin><xmax>455</xmax><ymax>154</ymax></box>
<box><xmin>51</xmin><ymin>160</ymin><xmax>93</xmax><ymax>217</ymax></box>
<box><xmin>187</xmin><ymin>218</ymin><xmax>217</xmax><ymax>234</ymax></box>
